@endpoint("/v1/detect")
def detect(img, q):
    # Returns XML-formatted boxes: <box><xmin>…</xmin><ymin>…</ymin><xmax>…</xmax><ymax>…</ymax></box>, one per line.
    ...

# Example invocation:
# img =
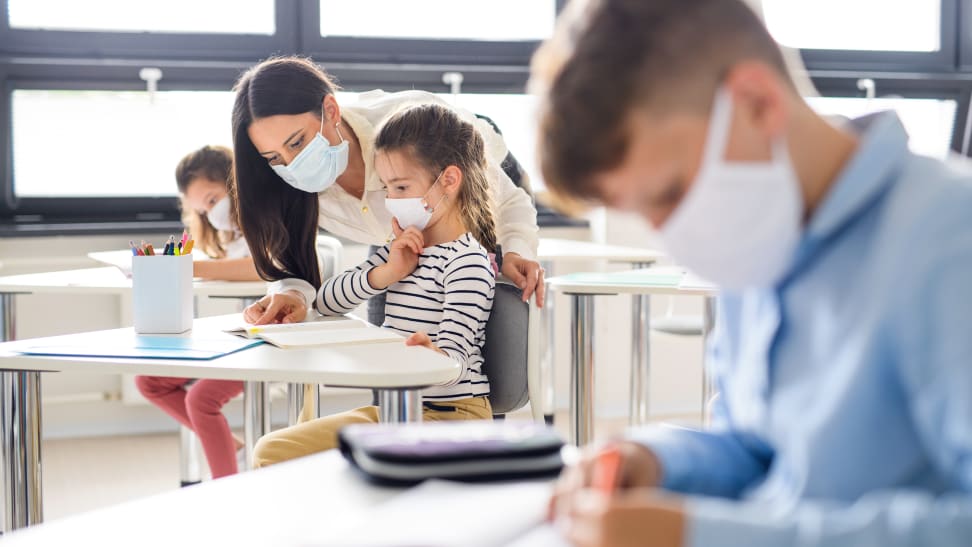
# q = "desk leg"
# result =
<box><xmin>287</xmin><ymin>383</ymin><xmax>320</xmax><ymax>426</ymax></box>
<box><xmin>377</xmin><ymin>390</ymin><xmax>422</xmax><ymax>423</ymax></box>
<box><xmin>1</xmin><ymin>293</ymin><xmax>44</xmax><ymax>531</ymax></box>
<box><xmin>569</xmin><ymin>294</ymin><xmax>595</xmax><ymax>446</ymax></box>
<box><xmin>701</xmin><ymin>296</ymin><xmax>717</xmax><ymax>423</ymax></box>
<box><xmin>178</xmin><ymin>426</ymin><xmax>202</xmax><ymax>487</ymax></box>
<box><xmin>629</xmin><ymin>293</ymin><xmax>651</xmax><ymax>426</ymax></box>
<box><xmin>1</xmin><ymin>293</ymin><xmax>14</xmax><ymax>342</ymax></box>
<box><xmin>1</xmin><ymin>371</ymin><xmax>43</xmax><ymax>531</ymax></box>
<box><xmin>540</xmin><ymin>260</ymin><xmax>555</xmax><ymax>425</ymax></box>
<box><xmin>243</xmin><ymin>381</ymin><xmax>270</xmax><ymax>470</ymax></box>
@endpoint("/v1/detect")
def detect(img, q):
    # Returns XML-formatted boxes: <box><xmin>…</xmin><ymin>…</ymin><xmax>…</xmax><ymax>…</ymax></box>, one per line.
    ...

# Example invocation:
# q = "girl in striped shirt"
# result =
<box><xmin>252</xmin><ymin>104</ymin><xmax>497</xmax><ymax>467</ymax></box>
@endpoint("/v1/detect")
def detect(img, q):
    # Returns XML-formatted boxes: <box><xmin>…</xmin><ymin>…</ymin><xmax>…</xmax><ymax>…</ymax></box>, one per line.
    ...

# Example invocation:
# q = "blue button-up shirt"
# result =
<box><xmin>635</xmin><ymin>112</ymin><xmax>972</xmax><ymax>546</ymax></box>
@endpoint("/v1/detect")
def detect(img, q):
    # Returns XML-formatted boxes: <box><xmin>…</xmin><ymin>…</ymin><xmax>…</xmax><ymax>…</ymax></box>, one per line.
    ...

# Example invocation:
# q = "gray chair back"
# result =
<box><xmin>483</xmin><ymin>281</ymin><xmax>538</xmax><ymax>416</ymax></box>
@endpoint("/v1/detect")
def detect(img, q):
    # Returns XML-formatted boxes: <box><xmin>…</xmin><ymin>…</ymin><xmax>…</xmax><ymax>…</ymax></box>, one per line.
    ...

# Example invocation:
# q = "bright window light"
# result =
<box><xmin>762</xmin><ymin>0</ymin><xmax>940</xmax><ymax>52</ymax></box>
<box><xmin>8</xmin><ymin>0</ymin><xmax>275</xmax><ymax>34</ymax></box>
<box><xmin>807</xmin><ymin>96</ymin><xmax>956</xmax><ymax>158</ymax></box>
<box><xmin>319</xmin><ymin>0</ymin><xmax>556</xmax><ymax>41</ymax></box>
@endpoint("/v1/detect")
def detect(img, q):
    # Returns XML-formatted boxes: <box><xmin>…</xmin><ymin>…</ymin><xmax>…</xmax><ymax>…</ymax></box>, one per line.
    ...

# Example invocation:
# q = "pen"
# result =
<box><xmin>184</xmin><ymin>239</ymin><xmax>194</xmax><ymax>254</ymax></box>
<box><xmin>144</xmin><ymin>244</ymin><xmax>155</xmax><ymax>256</ymax></box>
<box><xmin>180</xmin><ymin>229</ymin><xmax>188</xmax><ymax>248</ymax></box>
<box><xmin>591</xmin><ymin>446</ymin><xmax>622</xmax><ymax>495</ymax></box>
<box><xmin>129</xmin><ymin>240</ymin><xmax>139</xmax><ymax>256</ymax></box>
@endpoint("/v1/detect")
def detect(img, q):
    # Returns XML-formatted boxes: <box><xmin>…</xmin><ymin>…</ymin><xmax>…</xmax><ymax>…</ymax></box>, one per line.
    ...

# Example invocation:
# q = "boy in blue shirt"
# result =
<box><xmin>532</xmin><ymin>0</ymin><xmax>972</xmax><ymax>545</ymax></box>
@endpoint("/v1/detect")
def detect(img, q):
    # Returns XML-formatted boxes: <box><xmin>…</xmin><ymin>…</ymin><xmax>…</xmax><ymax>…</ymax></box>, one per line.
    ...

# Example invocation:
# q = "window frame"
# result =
<box><xmin>300</xmin><ymin>0</ymin><xmax>567</xmax><ymax>91</ymax></box>
<box><xmin>0</xmin><ymin>0</ymin><xmax>297</xmax><ymax>61</ymax></box>
<box><xmin>6</xmin><ymin>0</ymin><xmax>972</xmax><ymax>234</ymax></box>
<box><xmin>772</xmin><ymin>0</ymin><xmax>956</xmax><ymax>73</ymax></box>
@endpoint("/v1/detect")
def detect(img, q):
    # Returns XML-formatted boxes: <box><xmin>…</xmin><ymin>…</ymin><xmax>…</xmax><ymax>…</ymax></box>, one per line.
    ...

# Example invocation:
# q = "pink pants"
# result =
<box><xmin>135</xmin><ymin>376</ymin><xmax>243</xmax><ymax>479</ymax></box>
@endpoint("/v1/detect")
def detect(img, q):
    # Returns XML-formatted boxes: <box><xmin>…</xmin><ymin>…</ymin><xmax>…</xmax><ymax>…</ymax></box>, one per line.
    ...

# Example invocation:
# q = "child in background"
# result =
<box><xmin>175</xmin><ymin>145</ymin><xmax>260</xmax><ymax>281</ymax></box>
<box><xmin>136</xmin><ymin>145</ymin><xmax>256</xmax><ymax>479</ymax></box>
<box><xmin>252</xmin><ymin>104</ymin><xmax>498</xmax><ymax>467</ymax></box>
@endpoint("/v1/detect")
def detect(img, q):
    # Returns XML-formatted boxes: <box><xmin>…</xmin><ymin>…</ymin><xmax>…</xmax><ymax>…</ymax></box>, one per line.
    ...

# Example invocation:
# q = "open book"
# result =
<box><xmin>223</xmin><ymin>317</ymin><xmax>404</xmax><ymax>349</ymax></box>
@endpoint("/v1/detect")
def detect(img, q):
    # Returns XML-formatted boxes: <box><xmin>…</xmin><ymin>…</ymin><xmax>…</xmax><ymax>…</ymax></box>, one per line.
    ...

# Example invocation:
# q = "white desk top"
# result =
<box><xmin>1</xmin><ymin>451</ymin><xmax>404</xmax><ymax>546</ymax></box>
<box><xmin>537</xmin><ymin>238</ymin><xmax>663</xmax><ymax>264</ymax></box>
<box><xmin>1</xmin><ymin>450</ymin><xmax>559</xmax><ymax>547</ymax></box>
<box><xmin>0</xmin><ymin>267</ymin><xmax>267</xmax><ymax>299</ymax></box>
<box><xmin>547</xmin><ymin>266</ymin><xmax>718</xmax><ymax>297</ymax></box>
<box><xmin>0</xmin><ymin>314</ymin><xmax>460</xmax><ymax>389</ymax></box>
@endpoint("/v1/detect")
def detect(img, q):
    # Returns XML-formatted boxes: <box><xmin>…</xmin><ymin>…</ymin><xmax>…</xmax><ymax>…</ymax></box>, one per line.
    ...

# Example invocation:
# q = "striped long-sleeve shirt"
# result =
<box><xmin>317</xmin><ymin>233</ymin><xmax>494</xmax><ymax>401</ymax></box>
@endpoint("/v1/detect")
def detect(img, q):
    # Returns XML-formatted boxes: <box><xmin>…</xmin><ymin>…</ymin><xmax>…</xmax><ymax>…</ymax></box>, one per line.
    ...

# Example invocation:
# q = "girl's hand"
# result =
<box><xmin>243</xmin><ymin>291</ymin><xmax>307</xmax><ymax>325</ymax></box>
<box><xmin>370</xmin><ymin>218</ymin><xmax>424</xmax><ymax>289</ymax></box>
<box><xmin>405</xmin><ymin>331</ymin><xmax>447</xmax><ymax>356</ymax></box>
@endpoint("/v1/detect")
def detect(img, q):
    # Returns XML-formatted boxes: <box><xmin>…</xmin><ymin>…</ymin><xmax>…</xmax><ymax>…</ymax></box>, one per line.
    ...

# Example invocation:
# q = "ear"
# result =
<box><xmin>439</xmin><ymin>165</ymin><xmax>463</xmax><ymax>196</ymax></box>
<box><xmin>723</xmin><ymin>61</ymin><xmax>790</xmax><ymax>139</ymax></box>
<box><xmin>322</xmin><ymin>94</ymin><xmax>342</xmax><ymax>125</ymax></box>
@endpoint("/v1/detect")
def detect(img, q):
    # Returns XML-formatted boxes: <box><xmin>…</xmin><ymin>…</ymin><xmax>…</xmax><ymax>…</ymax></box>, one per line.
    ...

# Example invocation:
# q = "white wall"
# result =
<box><xmin>1</xmin><ymin>216</ymin><xmax>706</xmax><ymax>439</ymax></box>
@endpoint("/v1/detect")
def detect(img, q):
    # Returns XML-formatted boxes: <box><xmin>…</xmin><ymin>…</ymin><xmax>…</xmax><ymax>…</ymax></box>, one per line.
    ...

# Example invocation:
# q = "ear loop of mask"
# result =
<box><xmin>321</xmin><ymin>104</ymin><xmax>346</xmax><ymax>144</ymax></box>
<box><xmin>421</xmin><ymin>170</ymin><xmax>448</xmax><ymax>213</ymax></box>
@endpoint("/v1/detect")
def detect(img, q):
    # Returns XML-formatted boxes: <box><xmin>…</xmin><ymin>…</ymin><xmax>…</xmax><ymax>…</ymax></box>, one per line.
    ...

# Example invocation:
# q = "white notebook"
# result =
<box><xmin>255</xmin><ymin>327</ymin><xmax>403</xmax><ymax>348</ymax></box>
<box><xmin>224</xmin><ymin>317</ymin><xmax>365</xmax><ymax>339</ymax></box>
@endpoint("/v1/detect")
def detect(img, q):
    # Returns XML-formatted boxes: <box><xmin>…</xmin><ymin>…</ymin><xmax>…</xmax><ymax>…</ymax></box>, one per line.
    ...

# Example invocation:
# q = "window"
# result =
<box><xmin>807</xmin><ymin>96</ymin><xmax>957</xmax><ymax>159</ymax></box>
<box><xmin>302</xmin><ymin>1</ymin><xmax>561</xmax><ymax>68</ymax></box>
<box><xmin>12</xmin><ymin>90</ymin><xmax>233</xmax><ymax>198</ymax></box>
<box><xmin>438</xmin><ymin>93</ymin><xmax>543</xmax><ymax>190</ymax></box>
<box><xmin>8</xmin><ymin>0</ymin><xmax>274</xmax><ymax>35</ymax></box>
<box><xmin>760</xmin><ymin>0</ymin><xmax>954</xmax><ymax>72</ymax></box>
<box><xmin>319</xmin><ymin>0</ymin><xmax>556</xmax><ymax>41</ymax></box>
<box><xmin>762</xmin><ymin>0</ymin><xmax>940</xmax><ymax>52</ymax></box>
<box><xmin>11</xmin><ymin>90</ymin><xmax>365</xmax><ymax>199</ymax></box>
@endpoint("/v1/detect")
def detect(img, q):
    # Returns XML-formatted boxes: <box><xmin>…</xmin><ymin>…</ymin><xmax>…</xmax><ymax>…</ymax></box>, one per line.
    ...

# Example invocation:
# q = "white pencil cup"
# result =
<box><xmin>132</xmin><ymin>254</ymin><xmax>193</xmax><ymax>334</ymax></box>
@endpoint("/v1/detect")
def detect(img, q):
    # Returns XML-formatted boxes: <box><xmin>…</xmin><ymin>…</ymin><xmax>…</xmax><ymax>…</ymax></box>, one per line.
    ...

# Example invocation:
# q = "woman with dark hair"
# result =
<box><xmin>230</xmin><ymin>56</ymin><xmax>543</xmax><ymax>325</ymax></box>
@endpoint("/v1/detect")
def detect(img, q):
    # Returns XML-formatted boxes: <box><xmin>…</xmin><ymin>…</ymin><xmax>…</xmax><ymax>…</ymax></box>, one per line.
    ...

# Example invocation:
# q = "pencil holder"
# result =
<box><xmin>132</xmin><ymin>254</ymin><xmax>193</xmax><ymax>334</ymax></box>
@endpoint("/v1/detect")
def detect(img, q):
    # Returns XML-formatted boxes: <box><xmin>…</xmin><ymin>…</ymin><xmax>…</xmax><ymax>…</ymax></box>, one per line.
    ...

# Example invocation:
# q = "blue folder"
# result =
<box><xmin>19</xmin><ymin>335</ymin><xmax>264</xmax><ymax>361</ymax></box>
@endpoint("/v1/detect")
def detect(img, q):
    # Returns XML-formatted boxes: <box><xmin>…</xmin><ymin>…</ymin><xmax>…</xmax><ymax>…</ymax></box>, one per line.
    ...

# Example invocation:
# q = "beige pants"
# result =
<box><xmin>252</xmin><ymin>394</ymin><xmax>493</xmax><ymax>468</ymax></box>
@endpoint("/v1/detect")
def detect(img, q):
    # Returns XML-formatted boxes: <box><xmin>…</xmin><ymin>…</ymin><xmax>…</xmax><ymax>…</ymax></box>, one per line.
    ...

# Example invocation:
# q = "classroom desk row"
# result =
<box><xmin>0</xmin><ymin>310</ymin><xmax>460</xmax><ymax>532</ymax></box>
<box><xmin>0</xmin><ymin>238</ymin><xmax>717</xmax><ymax>535</ymax></box>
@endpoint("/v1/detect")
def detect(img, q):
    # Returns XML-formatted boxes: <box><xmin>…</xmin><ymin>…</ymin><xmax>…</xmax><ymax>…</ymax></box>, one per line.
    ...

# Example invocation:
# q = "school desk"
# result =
<box><xmin>536</xmin><ymin>238</ymin><xmax>665</xmax><ymax>423</ymax></box>
<box><xmin>0</xmin><ymin>313</ymin><xmax>460</xmax><ymax>531</ymax></box>
<box><xmin>548</xmin><ymin>267</ymin><xmax>718</xmax><ymax>446</ymax></box>
<box><xmin>0</xmin><ymin>448</ymin><xmax>562</xmax><ymax>547</ymax></box>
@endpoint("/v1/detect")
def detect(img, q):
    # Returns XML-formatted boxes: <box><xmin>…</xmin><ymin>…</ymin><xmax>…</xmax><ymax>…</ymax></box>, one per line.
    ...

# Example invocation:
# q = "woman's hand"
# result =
<box><xmin>242</xmin><ymin>290</ymin><xmax>307</xmax><ymax>325</ymax></box>
<box><xmin>501</xmin><ymin>252</ymin><xmax>546</xmax><ymax>307</ymax></box>
<box><xmin>404</xmin><ymin>331</ymin><xmax>447</xmax><ymax>356</ymax></box>
<box><xmin>370</xmin><ymin>218</ymin><xmax>424</xmax><ymax>289</ymax></box>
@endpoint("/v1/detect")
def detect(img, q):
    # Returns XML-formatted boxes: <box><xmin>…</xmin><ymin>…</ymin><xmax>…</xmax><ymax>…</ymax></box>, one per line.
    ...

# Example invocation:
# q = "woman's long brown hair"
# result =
<box><xmin>231</xmin><ymin>56</ymin><xmax>338</xmax><ymax>287</ymax></box>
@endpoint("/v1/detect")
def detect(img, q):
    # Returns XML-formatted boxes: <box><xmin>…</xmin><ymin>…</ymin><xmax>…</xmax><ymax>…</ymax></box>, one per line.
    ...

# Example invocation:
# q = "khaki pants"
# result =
<box><xmin>252</xmin><ymin>395</ymin><xmax>493</xmax><ymax>468</ymax></box>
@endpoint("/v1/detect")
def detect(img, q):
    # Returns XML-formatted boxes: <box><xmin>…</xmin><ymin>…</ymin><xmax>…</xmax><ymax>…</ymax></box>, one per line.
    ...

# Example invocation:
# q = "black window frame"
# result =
<box><xmin>0</xmin><ymin>0</ymin><xmax>297</xmax><ymax>61</ymax></box>
<box><xmin>4</xmin><ymin>0</ymin><xmax>972</xmax><ymax>235</ymax></box>
<box><xmin>769</xmin><ymin>0</ymin><xmax>956</xmax><ymax>72</ymax></box>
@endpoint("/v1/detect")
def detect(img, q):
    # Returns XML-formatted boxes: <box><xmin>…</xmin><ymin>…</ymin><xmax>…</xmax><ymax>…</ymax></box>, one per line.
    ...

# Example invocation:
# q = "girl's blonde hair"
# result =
<box><xmin>374</xmin><ymin>104</ymin><xmax>497</xmax><ymax>253</ymax></box>
<box><xmin>175</xmin><ymin>145</ymin><xmax>236</xmax><ymax>258</ymax></box>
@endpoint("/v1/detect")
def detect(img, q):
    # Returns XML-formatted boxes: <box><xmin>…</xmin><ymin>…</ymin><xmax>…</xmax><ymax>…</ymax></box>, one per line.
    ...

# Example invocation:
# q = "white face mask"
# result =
<box><xmin>206</xmin><ymin>195</ymin><xmax>235</xmax><ymax>232</ymax></box>
<box><xmin>384</xmin><ymin>171</ymin><xmax>446</xmax><ymax>231</ymax></box>
<box><xmin>659</xmin><ymin>88</ymin><xmax>803</xmax><ymax>290</ymax></box>
<box><xmin>271</xmin><ymin>108</ymin><xmax>349</xmax><ymax>194</ymax></box>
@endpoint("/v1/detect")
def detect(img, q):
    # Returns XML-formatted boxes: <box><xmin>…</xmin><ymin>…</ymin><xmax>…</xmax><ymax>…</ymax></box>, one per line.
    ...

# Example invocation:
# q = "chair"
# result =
<box><xmin>651</xmin><ymin>296</ymin><xmax>705</xmax><ymax>336</ymax></box>
<box><xmin>482</xmin><ymin>280</ymin><xmax>543</xmax><ymax>422</ymax></box>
